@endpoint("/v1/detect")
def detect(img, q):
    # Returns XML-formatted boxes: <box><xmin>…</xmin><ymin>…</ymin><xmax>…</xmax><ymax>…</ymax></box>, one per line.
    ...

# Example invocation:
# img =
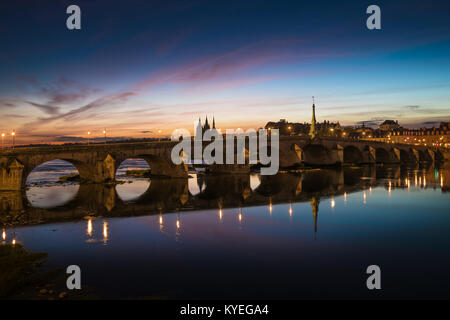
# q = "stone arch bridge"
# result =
<box><xmin>0</xmin><ymin>137</ymin><xmax>447</xmax><ymax>191</ymax></box>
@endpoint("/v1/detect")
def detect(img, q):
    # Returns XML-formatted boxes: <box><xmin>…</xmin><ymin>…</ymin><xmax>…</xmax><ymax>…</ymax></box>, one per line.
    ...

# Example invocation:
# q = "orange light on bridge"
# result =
<box><xmin>11</xmin><ymin>130</ymin><xmax>15</xmax><ymax>149</ymax></box>
<box><xmin>2</xmin><ymin>132</ymin><xmax>5</xmax><ymax>150</ymax></box>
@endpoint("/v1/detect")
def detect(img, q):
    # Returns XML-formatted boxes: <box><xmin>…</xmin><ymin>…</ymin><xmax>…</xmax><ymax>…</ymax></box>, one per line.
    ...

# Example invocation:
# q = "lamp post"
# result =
<box><xmin>103</xmin><ymin>128</ymin><xmax>107</xmax><ymax>145</ymax></box>
<box><xmin>87</xmin><ymin>131</ymin><xmax>91</xmax><ymax>145</ymax></box>
<box><xmin>11</xmin><ymin>131</ymin><xmax>15</xmax><ymax>149</ymax></box>
<box><xmin>1</xmin><ymin>133</ymin><xmax>4</xmax><ymax>150</ymax></box>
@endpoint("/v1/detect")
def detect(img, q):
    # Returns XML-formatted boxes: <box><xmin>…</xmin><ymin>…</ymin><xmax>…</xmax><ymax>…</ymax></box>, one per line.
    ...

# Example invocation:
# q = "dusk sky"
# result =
<box><xmin>1</xmin><ymin>0</ymin><xmax>450</xmax><ymax>144</ymax></box>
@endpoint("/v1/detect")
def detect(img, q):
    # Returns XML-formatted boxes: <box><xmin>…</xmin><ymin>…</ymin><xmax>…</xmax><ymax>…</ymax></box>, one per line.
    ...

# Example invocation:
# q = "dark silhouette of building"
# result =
<box><xmin>196</xmin><ymin>116</ymin><xmax>217</xmax><ymax>135</ymax></box>
<box><xmin>264</xmin><ymin>102</ymin><xmax>341</xmax><ymax>137</ymax></box>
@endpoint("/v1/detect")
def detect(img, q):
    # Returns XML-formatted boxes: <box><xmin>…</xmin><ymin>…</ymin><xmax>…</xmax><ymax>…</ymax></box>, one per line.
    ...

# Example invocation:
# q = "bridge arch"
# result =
<box><xmin>417</xmin><ymin>150</ymin><xmax>433</xmax><ymax>162</ymax></box>
<box><xmin>302</xmin><ymin>144</ymin><xmax>330</xmax><ymax>165</ymax></box>
<box><xmin>134</xmin><ymin>154</ymin><xmax>188</xmax><ymax>178</ymax></box>
<box><xmin>24</xmin><ymin>158</ymin><xmax>93</xmax><ymax>186</ymax></box>
<box><xmin>399</xmin><ymin>149</ymin><xmax>412</xmax><ymax>163</ymax></box>
<box><xmin>25</xmin><ymin>159</ymin><xmax>82</xmax><ymax>208</ymax></box>
<box><xmin>115</xmin><ymin>158</ymin><xmax>151</xmax><ymax>202</ymax></box>
<box><xmin>343</xmin><ymin>146</ymin><xmax>363</xmax><ymax>164</ymax></box>
<box><xmin>375</xmin><ymin>147</ymin><xmax>390</xmax><ymax>163</ymax></box>
<box><xmin>434</xmin><ymin>149</ymin><xmax>444</xmax><ymax>162</ymax></box>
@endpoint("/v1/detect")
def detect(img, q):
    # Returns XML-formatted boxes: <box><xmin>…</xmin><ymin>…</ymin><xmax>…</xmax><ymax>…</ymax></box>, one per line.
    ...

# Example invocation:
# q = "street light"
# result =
<box><xmin>103</xmin><ymin>129</ymin><xmax>107</xmax><ymax>145</ymax></box>
<box><xmin>87</xmin><ymin>131</ymin><xmax>91</xmax><ymax>145</ymax></box>
<box><xmin>11</xmin><ymin>131</ymin><xmax>15</xmax><ymax>149</ymax></box>
<box><xmin>1</xmin><ymin>133</ymin><xmax>5</xmax><ymax>150</ymax></box>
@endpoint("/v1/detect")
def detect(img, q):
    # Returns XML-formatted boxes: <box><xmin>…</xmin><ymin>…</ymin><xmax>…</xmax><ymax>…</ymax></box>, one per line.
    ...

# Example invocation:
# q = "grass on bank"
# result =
<box><xmin>0</xmin><ymin>243</ymin><xmax>47</xmax><ymax>298</ymax></box>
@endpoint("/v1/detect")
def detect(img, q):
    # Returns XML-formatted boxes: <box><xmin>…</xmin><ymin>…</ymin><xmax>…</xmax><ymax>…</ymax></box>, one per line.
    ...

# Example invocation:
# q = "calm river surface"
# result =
<box><xmin>1</xmin><ymin>160</ymin><xmax>450</xmax><ymax>299</ymax></box>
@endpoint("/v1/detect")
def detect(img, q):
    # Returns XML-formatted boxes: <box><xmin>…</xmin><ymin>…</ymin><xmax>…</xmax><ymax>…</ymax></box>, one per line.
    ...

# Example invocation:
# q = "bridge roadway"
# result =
<box><xmin>0</xmin><ymin>136</ymin><xmax>447</xmax><ymax>191</ymax></box>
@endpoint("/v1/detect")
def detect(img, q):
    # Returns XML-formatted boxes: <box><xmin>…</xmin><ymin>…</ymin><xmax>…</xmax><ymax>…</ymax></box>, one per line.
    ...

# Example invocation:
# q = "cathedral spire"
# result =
<box><xmin>309</xmin><ymin>96</ymin><xmax>317</xmax><ymax>139</ymax></box>
<box><xmin>212</xmin><ymin>116</ymin><xmax>216</xmax><ymax>129</ymax></box>
<box><xmin>203</xmin><ymin>115</ymin><xmax>211</xmax><ymax>132</ymax></box>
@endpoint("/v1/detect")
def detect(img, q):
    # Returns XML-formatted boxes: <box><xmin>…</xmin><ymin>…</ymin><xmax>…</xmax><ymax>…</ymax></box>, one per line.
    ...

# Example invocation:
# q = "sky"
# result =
<box><xmin>0</xmin><ymin>0</ymin><xmax>450</xmax><ymax>144</ymax></box>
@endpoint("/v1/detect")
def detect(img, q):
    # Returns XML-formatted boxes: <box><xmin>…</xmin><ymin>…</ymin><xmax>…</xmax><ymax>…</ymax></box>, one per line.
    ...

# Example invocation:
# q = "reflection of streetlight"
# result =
<box><xmin>159</xmin><ymin>215</ymin><xmax>163</xmax><ymax>232</ymax></box>
<box><xmin>103</xmin><ymin>221</ymin><xmax>108</xmax><ymax>243</ymax></box>
<box><xmin>87</xmin><ymin>219</ymin><xmax>93</xmax><ymax>236</ymax></box>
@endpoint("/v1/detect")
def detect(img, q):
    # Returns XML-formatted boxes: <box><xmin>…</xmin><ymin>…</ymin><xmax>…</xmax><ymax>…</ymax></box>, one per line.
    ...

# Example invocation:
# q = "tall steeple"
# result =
<box><xmin>309</xmin><ymin>96</ymin><xmax>317</xmax><ymax>139</ymax></box>
<box><xmin>212</xmin><ymin>116</ymin><xmax>216</xmax><ymax>129</ymax></box>
<box><xmin>195</xmin><ymin>117</ymin><xmax>203</xmax><ymax>140</ymax></box>
<box><xmin>204</xmin><ymin>116</ymin><xmax>210</xmax><ymax>131</ymax></box>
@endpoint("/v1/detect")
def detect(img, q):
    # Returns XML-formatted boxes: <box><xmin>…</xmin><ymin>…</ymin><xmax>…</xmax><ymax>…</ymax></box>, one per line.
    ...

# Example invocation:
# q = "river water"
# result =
<box><xmin>1</xmin><ymin>160</ymin><xmax>449</xmax><ymax>299</ymax></box>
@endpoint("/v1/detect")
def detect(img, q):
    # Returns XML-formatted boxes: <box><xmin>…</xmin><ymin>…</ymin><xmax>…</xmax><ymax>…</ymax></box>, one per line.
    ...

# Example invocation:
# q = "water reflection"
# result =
<box><xmin>115</xmin><ymin>159</ymin><xmax>151</xmax><ymax>202</ymax></box>
<box><xmin>87</xmin><ymin>219</ymin><xmax>93</xmax><ymax>236</ymax></box>
<box><xmin>103</xmin><ymin>221</ymin><xmax>108</xmax><ymax>244</ymax></box>
<box><xmin>26</xmin><ymin>184</ymin><xmax>80</xmax><ymax>209</ymax></box>
<box><xmin>1</xmin><ymin>162</ymin><xmax>449</xmax><ymax>230</ymax></box>
<box><xmin>3</xmin><ymin>162</ymin><xmax>450</xmax><ymax>299</ymax></box>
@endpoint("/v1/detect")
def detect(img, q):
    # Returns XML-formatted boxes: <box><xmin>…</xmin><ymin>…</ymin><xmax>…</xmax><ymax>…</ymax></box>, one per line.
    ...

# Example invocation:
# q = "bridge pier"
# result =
<box><xmin>411</xmin><ymin>149</ymin><xmax>420</xmax><ymax>163</ymax></box>
<box><xmin>0</xmin><ymin>157</ymin><xmax>24</xmax><ymax>191</ymax></box>
<box><xmin>0</xmin><ymin>190</ymin><xmax>24</xmax><ymax>217</ymax></box>
<box><xmin>364</xmin><ymin>146</ymin><xmax>376</xmax><ymax>164</ymax></box>
<box><xmin>427</xmin><ymin>149</ymin><xmax>435</xmax><ymax>163</ymax></box>
<box><xmin>93</xmin><ymin>154</ymin><xmax>116</xmax><ymax>183</ymax></box>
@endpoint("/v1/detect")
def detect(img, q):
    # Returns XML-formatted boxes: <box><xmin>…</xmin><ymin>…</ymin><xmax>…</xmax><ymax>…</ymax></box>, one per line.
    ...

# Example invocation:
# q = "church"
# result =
<box><xmin>196</xmin><ymin>116</ymin><xmax>218</xmax><ymax>135</ymax></box>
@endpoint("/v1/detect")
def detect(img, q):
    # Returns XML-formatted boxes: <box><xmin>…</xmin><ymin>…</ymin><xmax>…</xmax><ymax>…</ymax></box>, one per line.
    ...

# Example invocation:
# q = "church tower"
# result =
<box><xmin>309</xmin><ymin>97</ymin><xmax>317</xmax><ymax>139</ymax></box>
<box><xmin>203</xmin><ymin>116</ymin><xmax>211</xmax><ymax>132</ymax></box>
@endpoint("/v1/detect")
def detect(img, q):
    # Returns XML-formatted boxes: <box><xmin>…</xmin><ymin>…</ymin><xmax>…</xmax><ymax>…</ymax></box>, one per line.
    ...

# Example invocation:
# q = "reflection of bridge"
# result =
<box><xmin>0</xmin><ymin>136</ymin><xmax>447</xmax><ymax>191</ymax></box>
<box><xmin>1</xmin><ymin>163</ymin><xmax>446</xmax><ymax>228</ymax></box>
